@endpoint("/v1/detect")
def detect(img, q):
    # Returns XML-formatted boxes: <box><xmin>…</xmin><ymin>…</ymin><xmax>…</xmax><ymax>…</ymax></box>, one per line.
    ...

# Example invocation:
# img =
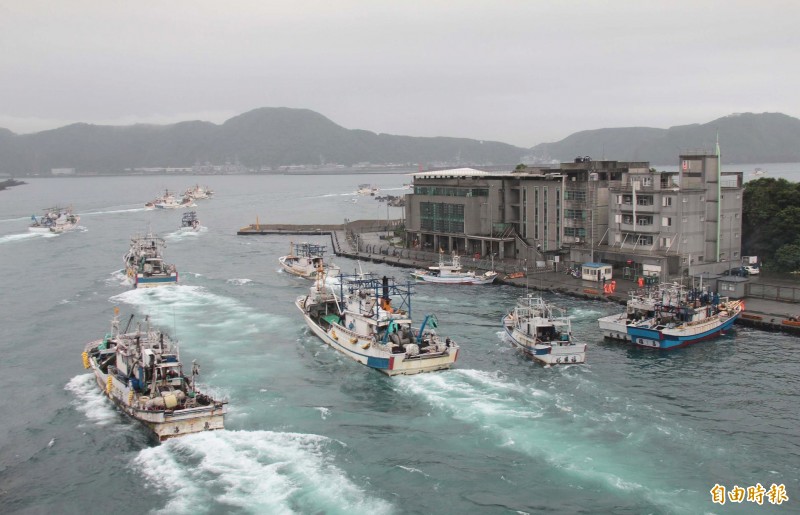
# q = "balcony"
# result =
<box><xmin>617</xmin><ymin>202</ymin><xmax>658</xmax><ymax>213</ymax></box>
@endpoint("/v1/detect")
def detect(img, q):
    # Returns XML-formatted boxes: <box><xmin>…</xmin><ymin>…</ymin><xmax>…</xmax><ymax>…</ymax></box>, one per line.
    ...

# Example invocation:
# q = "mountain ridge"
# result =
<box><xmin>1</xmin><ymin>109</ymin><xmax>798</xmax><ymax>175</ymax></box>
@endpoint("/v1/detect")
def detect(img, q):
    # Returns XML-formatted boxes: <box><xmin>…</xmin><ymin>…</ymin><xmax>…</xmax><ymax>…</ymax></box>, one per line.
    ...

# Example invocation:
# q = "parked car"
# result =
<box><xmin>722</xmin><ymin>267</ymin><xmax>749</xmax><ymax>277</ymax></box>
<box><xmin>743</xmin><ymin>265</ymin><xmax>760</xmax><ymax>275</ymax></box>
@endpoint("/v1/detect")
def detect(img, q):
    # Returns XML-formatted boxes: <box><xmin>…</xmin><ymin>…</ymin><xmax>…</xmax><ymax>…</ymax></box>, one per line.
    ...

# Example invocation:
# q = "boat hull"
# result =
<box><xmin>411</xmin><ymin>271</ymin><xmax>497</xmax><ymax>285</ymax></box>
<box><xmin>85</xmin><ymin>348</ymin><xmax>225</xmax><ymax>442</ymax></box>
<box><xmin>297</xmin><ymin>299</ymin><xmax>457</xmax><ymax>375</ymax></box>
<box><xmin>502</xmin><ymin>315</ymin><xmax>586</xmax><ymax>365</ymax></box>
<box><xmin>626</xmin><ymin>313</ymin><xmax>740</xmax><ymax>349</ymax></box>
<box><xmin>126</xmin><ymin>266</ymin><xmax>178</xmax><ymax>288</ymax></box>
<box><xmin>600</xmin><ymin>308</ymin><xmax>741</xmax><ymax>349</ymax></box>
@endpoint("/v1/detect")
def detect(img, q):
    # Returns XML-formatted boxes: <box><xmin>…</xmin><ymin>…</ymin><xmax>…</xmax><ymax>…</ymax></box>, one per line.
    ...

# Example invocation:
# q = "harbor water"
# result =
<box><xmin>0</xmin><ymin>173</ymin><xmax>797</xmax><ymax>514</ymax></box>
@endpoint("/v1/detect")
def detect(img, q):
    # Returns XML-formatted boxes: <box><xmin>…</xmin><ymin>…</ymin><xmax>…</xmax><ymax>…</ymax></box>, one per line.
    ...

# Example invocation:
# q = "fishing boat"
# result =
<box><xmin>502</xmin><ymin>294</ymin><xmax>586</xmax><ymax>365</ymax></box>
<box><xmin>123</xmin><ymin>232</ymin><xmax>178</xmax><ymax>288</ymax></box>
<box><xmin>296</xmin><ymin>273</ymin><xmax>459</xmax><ymax>375</ymax></box>
<box><xmin>185</xmin><ymin>184</ymin><xmax>213</xmax><ymax>200</ymax></box>
<box><xmin>411</xmin><ymin>252</ymin><xmax>498</xmax><ymax>285</ymax></box>
<box><xmin>180</xmin><ymin>211</ymin><xmax>201</xmax><ymax>231</ymax></box>
<box><xmin>279</xmin><ymin>242</ymin><xmax>341</xmax><ymax>280</ymax></box>
<box><xmin>356</xmin><ymin>184</ymin><xmax>379</xmax><ymax>196</ymax></box>
<box><xmin>29</xmin><ymin>207</ymin><xmax>80</xmax><ymax>233</ymax></box>
<box><xmin>151</xmin><ymin>190</ymin><xmax>194</xmax><ymax>209</ymax></box>
<box><xmin>597</xmin><ymin>282</ymin><xmax>744</xmax><ymax>349</ymax></box>
<box><xmin>82</xmin><ymin>309</ymin><xmax>227</xmax><ymax>441</ymax></box>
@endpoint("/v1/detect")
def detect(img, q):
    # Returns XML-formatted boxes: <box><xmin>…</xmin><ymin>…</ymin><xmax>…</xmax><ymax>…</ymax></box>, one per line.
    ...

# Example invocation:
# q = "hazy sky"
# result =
<box><xmin>1</xmin><ymin>1</ymin><xmax>797</xmax><ymax>147</ymax></box>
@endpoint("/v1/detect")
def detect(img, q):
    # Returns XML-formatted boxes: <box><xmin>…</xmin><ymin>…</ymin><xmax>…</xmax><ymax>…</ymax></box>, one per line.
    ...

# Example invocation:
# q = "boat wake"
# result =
<box><xmin>81</xmin><ymin>206</ymin><xmax>150</xmax><ymax>216</ymax></box>
<box><xmin>394</xmin><ymin>369</ymin><xmax>704</xmax><ymax>512</ymax></box>
<box><xmin>64</xmin><ymin>374</ymin><xmax>122</xmax><ymax>427</ymax></box>
<box><xmin>132</xmin><ymin>430</ymin><xmax>394</xmax><ymax>515</ymax></box>
<box><xmin>226</xmin><ymin>278</ymin><xmax>253</xmax><ymax>286</ymax></box>
<box><xmin>165</xmin><ymin>226</ymin><xmax>208</xmax><ymax>241</ymax></box>
<box><xmin>109</xmin><ymin>285</ymin><xmax>284</xmax><ymax>345</ymax></box>
<box><xmin>0</xmin><ymin>232</ymin><xmax>58</xmax><ymax>244</ymax></box>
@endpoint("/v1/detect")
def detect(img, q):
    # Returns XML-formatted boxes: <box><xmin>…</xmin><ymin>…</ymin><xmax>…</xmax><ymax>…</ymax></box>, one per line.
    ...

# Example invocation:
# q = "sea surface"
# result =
<box><xmin>0</xmin><ymin>173</ymin><xmax>797</xmax><ymax>514</ymax></box>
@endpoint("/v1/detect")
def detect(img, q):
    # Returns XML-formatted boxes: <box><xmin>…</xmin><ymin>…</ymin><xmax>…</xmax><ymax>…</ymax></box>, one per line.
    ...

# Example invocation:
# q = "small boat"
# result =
<box><xmin>184</xmin><ymin>184</ymin><xmax>213</xmax><ymax>200</ymax></box>
<box><xmin>124</xmin><ymin>232</ymin><xmax>178</xmax><ymax>288</ymax></box>
<box><xmin>279</xmin><ymin>242</ymin><xmax>341</xmax><ymax>280</ymax></box>
<box><xmin>597</xmin><ymin>282</ymin><xmax>744</xmax><ymax>349</ymax></box>
<box><xmin>180</xmin><ymin>211</ymin><xmax>201</xmax><ymax>231</ymax></box>
<box><xmin>502</xmin><ymin>294</ymin><xmax>586</xmax><ymax>365</ymax></box>
<box><xmin>411</xmin><ymin>252</ymin><xmax>498</xmax><ymax>285</ymax></box>
<box><xmin>29</xmin><ymin>207</ymin><xmax>80</xmax><ymax>233</ymax></box>
<box><xmin>296</xmin><ymin>273</ymin><xmax>459</xmax><ymax>375</ymax></box>
<box><xmin>750</xmin><ymin>168</ymin><xmax>767</xmax><ymax>178</ymax></box>
<box><xmin>82</xmin><ymin>309</ymin><xmax>227</xmax><ymax>441</ymax></box>
<box><xmin>356</xmin><ymin>184</ymin><xmax>379</xmax><ymax>196</ymax></box>
<box><xmin>151</xmin><ymin>190</ymin><xmax>186</xmax><ymax>209</ymax></box>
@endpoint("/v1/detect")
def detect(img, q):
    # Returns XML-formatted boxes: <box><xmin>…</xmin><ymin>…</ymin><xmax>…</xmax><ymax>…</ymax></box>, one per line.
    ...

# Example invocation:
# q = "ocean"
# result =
<box><xmin>0</xmin><ymin>173</ymin><xmax>797</xmax><ymax>514</ymax></box>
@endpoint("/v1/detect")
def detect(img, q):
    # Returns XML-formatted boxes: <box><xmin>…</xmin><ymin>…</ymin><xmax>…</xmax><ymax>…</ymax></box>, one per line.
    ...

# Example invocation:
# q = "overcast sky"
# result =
<box><xmin>0</xmin><ymin>1</ymin><xmax>797</xmax><ymax>147</ymax></box>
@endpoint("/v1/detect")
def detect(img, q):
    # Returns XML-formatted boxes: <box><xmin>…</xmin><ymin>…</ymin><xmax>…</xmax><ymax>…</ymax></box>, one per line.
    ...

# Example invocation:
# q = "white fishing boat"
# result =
<box><xmin>82</xmin><ymin>309</ymin><xmax>227</xmax><ymax>442</ymax></box>
<box><xmin>180</xmin><ymin>211</ymin><xmax>201</xmax><ymax>231</ymax></box>
<box><xmin>184</xmin><ymin>184</ymin><xmax>213</xmax><ymax>200</ymax></box>
<box><xmin>123</xmin><ymin>232</ymin><xmax>178</xmax><ymax>288</ymax></box>
<box><xmin>356</xmin><ymin>184</ymin><xmax>379</xmax><ymax>196</ymax></box>
<box><xmin>597</xmin><ymin>282</ymin><xmax>744</xmax><ymax>349</ymax></box>
<box><xmin>151</xmin><ymin>190</ymin><xmax>194</xmax><ymax>209</ymax></box>
<box><xmin>502</xmin><ymin>294</ymin><xmax>586</xmax><ymax>365</ymax></box>
<box><xmin>296</xmin><ymin>273</ymin><xmax>459</xmax><ymax>375</ymax></box>
<box><xmin>279</xmin><ymin>242</ymin><xmax>341</xmax><ymax>280</ymax></box>
<box><xmin>29</xmin><ymin>207</ymin><xmax>80</xmax><ymax>233</ymax></box>
<box><xmin>411</xmin><ymin>252</ymin><xmax>498</xmax><ymax>285</ymax></box>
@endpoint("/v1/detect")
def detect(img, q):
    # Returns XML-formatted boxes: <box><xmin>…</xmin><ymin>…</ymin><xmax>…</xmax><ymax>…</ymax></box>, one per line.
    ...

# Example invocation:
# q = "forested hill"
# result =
<box><xmin>0</xmin><ymin>108</ymin><xmax>526</xmax><ymax>175</ymax></box>
<box><xmin>529</xmin><ymin>112</ymin><xmax>800</xmax><ymax>165</ymax></box>
<box><xmin>2</xmin><ymin>109</ymin><xmax>798</xmax><ymax>175</ymax></box>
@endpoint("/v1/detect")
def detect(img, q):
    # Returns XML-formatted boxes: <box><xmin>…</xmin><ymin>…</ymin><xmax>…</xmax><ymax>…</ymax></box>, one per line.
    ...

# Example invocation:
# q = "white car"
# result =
<box><xmin>743</xmin><ymin>265</ymin><xmax>760</xmax><ymax>275</ymax></box>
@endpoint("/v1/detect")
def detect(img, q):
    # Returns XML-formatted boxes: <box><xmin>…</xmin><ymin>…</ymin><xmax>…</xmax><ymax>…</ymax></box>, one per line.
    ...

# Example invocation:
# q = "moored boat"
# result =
<box><xmin>180</xmin><ymin>211</ymin><xmax>201</xmax><ymax>231</ymax></box>
<box><xmin>597</xmin><ymin>282</ymin><xmax>744</xmax><ymax>349</ymax></box>
<box><xmin>29</xmin><ymin>207</ymin><xmax>80</xmax><ymax>233</ymax></box>
<box><xmin>296</xmin><ymin>274</ymin><xmax>459</xmax><ymax>375</ymax></box>
<box><xmin>502</xmin><ymin>294</ymin><xmax>586</xmax><ymax>365</ymax></box>
<box><xmin>279</xmin><ymin>242</ymin><xmax>341</xmax><ymax>280</ymax></box>
<box><xmin>82</xmin><ymin>309</ymin><xmax>227</xmax><ymax>441</ymax></box>
<box><xmin>411</xmin><ymin>252</ymin><xmax>497</xmax><ymax>285</ymax></box>
<box><xmin>124</xmin><ymin>232</ymin><xmax>178</xmax><ymax>288</ymax></box>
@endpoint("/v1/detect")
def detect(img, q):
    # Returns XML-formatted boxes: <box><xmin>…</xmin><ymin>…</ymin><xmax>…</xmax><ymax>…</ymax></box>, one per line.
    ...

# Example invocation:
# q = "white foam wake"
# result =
<box><xmin>132</xmin><ymin>430</ymin><xmax>394</xmax><ymax>515</ymax></box>
<box><xmin>108</xmin><ymin>285</ymin><xmax>281</xmax><ymax>345</ymax></box>
<box><xmin>64</xmin><ymin>374</ymin><xmax>119</xmax><ymax>426</ymax></box>
<box><xmin>0</xmin><ymin>232</ymin><xmax>58</xmax><ymax>244</ymax></box>
<box><xmin>394</xmin><ymin>369</ymin><xmax>698</xmax><ymax>512</ymax></box>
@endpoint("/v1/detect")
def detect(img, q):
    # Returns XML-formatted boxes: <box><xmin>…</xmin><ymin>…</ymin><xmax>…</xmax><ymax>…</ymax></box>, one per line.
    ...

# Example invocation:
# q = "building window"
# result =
<box><xmin>623</xmin><ymin>215</ymin><xmax>633</xmax><ymax>224</ymax></box>
<box><xmin>637</xmin><ymin>216</ymin><xmax>653</xmax><ymax>226</ymax></box>
<box><xmin>420</xmin><ymin>202</ymin><xmax>465</xmax><ymax>233</ymax></box>
<box><xmin>662</xmin><ymin>196</ymin><xmax>673</xmax><ymax>207</ymax></box>
<box><xmin>662</xmin><ymin>217</ymin><xmax>672</xmax><ymax>227</ymax></box>
<box><xmin>565</xmin><ymin>190</ymin><xmax>586</xmax><ymax>201</ymax></box>
<box><xmin>661</xmin><ymin>237</ymin><xmax>672</xmax><ymax>247</ymax></box>
<box><xmin>637</xmin><ymin>195</ymin><xmax>653</xmax><ymax>206</ymax></box>
<box><xmin>700</xmin><ymin>215</ymin><xmax>705</xmax><ymax>222</ymax></box>
<box><xmin>682</xmin><ymin>216</ymin><xmax>688</xmax><ymax>223</ymax></box>
<box><xmin>615</xmin><ymin>214</ymin><xmax>622</xmax><ymax>223</ymax></box>
<box><xmin>637</xmin><ymin>235</ymin><xmax>653</xmax><ymax>245</ymax></box>
<box><xmin>615</xmin><ymin>233</ymin><xmax>621</xmax><ymax>243</ymax></box>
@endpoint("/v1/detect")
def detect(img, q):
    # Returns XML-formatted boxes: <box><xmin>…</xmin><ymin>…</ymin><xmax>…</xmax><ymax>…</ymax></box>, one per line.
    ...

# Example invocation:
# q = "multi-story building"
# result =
<box><xmin>404</xmin><ymin>152</ymin><xmax>743</xmax><ymax>278</ymax></box>
<box><xmin>594</xmin><ymin>152</ymin><xmax>743</xmax><ymax>277</ymax></box>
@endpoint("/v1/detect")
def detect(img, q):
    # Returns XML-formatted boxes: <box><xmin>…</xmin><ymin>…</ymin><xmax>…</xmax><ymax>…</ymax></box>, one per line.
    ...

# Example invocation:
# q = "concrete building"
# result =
<box><xmin>405</xmin><ymin>151</ymin><xmax>743</xmax><ymax>281</ymax></box>
<box><xmin>579</xmin><ymin>152</ymin><xmax>744</xmax><ymax>279</ymax></box>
